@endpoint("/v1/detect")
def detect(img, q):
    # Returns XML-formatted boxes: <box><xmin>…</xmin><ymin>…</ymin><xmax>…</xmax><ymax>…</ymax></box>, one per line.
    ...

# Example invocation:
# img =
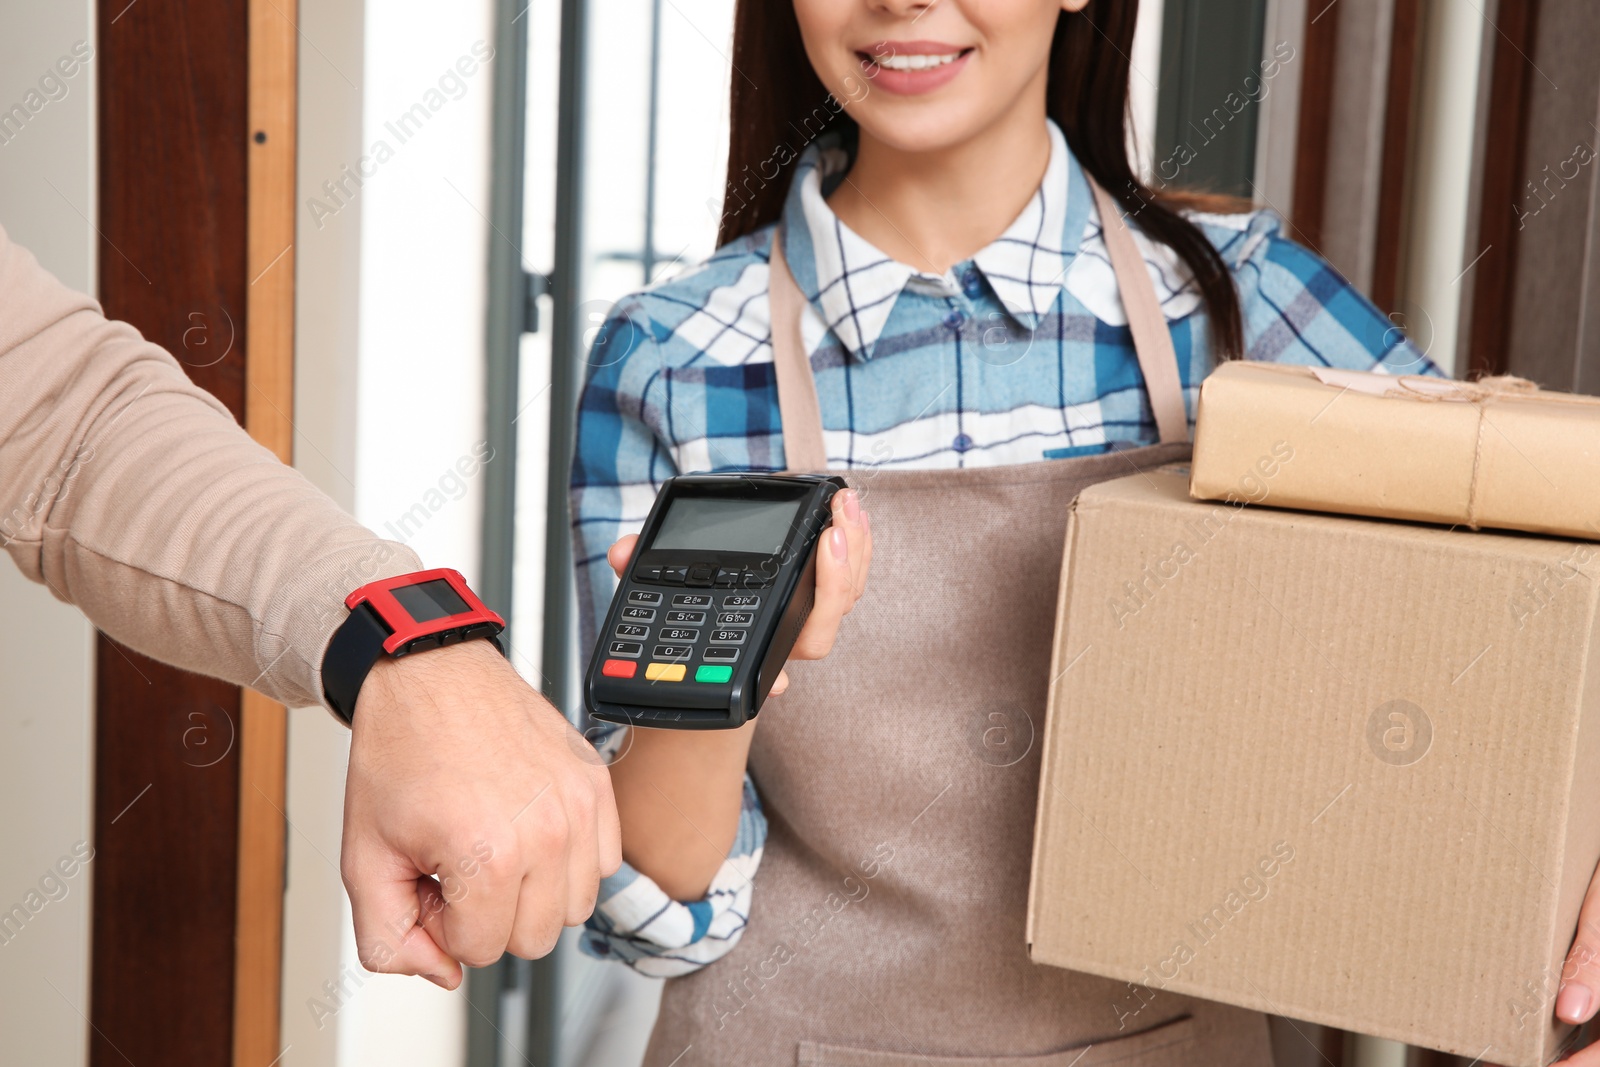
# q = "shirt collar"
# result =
<box><xmin>778</xmin><ymin>119</ymin><xmax>1089</xmax><ymax>361</ymax></box>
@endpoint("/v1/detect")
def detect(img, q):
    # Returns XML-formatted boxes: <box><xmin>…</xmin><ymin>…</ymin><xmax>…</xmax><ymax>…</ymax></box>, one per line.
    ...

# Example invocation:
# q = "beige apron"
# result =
<box><xmin>641</xmin><ymin>182</ymin><xmax>1273</xmax><ymax>1066</ymax></box>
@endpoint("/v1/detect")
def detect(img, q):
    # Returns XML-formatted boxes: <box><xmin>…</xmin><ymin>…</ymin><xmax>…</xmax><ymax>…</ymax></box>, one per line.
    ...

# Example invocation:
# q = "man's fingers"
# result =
<box><xmin>607</xmin><ymin>535</ymin><xmax>639</xmax><ymax>579</ymax></box>
<box><xmin>427</xmin><ymin>837</ymin><xmax>524</xmax><ymax>968</ymax></box>
<box><xmin>501</xmin><ymin>826</ymin><xmax>570</xmax><ymax>958</ymax></box>
<box><xmin>1559</xmin><ymin>875</ymin><xmax>1600</xmax><ymax>1025</ymax></box>
<box><xmin>770</xmin><ymin>668</ymin><xmax>790</xmax><ymax>696</ymax></box>
<box><xmin>506</xmin><ymin>870</ymin><xmax>569</xmax><ymax>959</ymax></box>
<box><xmin>342</xmin><ymin>641</ymin><xmax>624</xmax><ymax>985</ymax></box>
<box><xmin>562</xmin><ymin>782</ymin><xmax>603</xmax><ymax>928</ymax></box>
<box><xmin>344</xmin><ymin>853</ymin><xmax>463</xmax><ymax>989</ymax></box>
<box><xmin>411</xmin><ymin>875</ymin><xmax>465</xmax><ymax>984</ymax></box>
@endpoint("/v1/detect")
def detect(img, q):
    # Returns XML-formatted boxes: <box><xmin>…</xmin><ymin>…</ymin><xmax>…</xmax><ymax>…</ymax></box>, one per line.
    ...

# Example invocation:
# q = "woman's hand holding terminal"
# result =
<box><xmin>604</xmin><ymin>486</ymin><xmax>872</xmax><ymax>900</ymax></box>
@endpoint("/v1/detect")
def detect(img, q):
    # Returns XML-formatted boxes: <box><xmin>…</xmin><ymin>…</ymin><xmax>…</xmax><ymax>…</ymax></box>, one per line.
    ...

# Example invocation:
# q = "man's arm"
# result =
<box><xmin>0</xmin><ymin>222</ymin><xmax>410</xmax><ymax>706</ymax></box>
<box><xmin>0</xmin><ymin>223</ymin><xmax>620</xmax><ymax>982</ymax></box>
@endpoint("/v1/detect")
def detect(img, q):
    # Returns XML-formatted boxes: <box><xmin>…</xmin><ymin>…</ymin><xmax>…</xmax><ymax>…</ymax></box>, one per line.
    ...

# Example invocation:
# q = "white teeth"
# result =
<box><xmin>873</xmin><ymin>51</ymin><xmax>962</xmax><ymax>72</ymax></box>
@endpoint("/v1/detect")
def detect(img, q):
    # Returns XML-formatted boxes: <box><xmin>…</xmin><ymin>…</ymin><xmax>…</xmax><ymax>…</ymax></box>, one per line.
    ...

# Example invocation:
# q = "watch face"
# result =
<box><xmin>391</xmin><ymin>578</ymin><xmax>471</xmax><ymax>623</ymax></box>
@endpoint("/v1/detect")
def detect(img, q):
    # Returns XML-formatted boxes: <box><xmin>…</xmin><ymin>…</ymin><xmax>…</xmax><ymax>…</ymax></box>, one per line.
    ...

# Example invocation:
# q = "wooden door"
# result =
<box><xmin>89</xmin><ymin>2</ymin><xmax>295</xmax><ymax>1063</ymax></box>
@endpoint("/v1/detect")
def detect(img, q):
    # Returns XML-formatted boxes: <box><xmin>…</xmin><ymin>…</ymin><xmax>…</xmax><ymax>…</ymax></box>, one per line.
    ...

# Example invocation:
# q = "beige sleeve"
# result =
<box><xmin>0</xmin><ymin>223</ymin><xmax>422</xmax><ymax>709</ymax></box>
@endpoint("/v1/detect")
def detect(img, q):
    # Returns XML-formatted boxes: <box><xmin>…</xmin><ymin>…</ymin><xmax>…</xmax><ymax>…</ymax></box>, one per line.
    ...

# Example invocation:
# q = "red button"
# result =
<box><xmin>602</xmin><ymin>659</ymin><xmax>637</xmax><ymax>679</ymax></box>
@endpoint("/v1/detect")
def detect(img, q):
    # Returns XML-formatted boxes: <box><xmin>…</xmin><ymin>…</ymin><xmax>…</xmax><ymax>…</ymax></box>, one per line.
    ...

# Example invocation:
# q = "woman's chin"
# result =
<box><xmin>849</xmin><ymin>105</ymin><xmax>996</xmax><ymax>158</ymax></box>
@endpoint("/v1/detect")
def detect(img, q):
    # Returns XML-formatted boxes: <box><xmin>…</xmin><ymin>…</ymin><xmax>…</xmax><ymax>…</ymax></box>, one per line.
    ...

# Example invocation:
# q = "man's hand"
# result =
<box><xmin>339</xmin><ymin>639</ymin><xmax>621</xmax><ymax>989</ymax></box>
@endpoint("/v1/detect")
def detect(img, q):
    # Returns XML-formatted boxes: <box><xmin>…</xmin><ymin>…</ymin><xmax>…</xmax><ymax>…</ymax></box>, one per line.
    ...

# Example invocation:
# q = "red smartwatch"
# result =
<box><xmin>322</xmin><ymin>568</ymin><xmax>505</xmax><ymax>724</ymax></box>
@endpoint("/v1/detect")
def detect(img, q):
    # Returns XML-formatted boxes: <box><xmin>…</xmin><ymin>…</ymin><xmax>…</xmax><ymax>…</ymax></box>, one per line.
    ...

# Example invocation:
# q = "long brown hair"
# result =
<box><xmin>718</xmin><ymin>0</ymin><xmax>1246</xmax><ymax>360</ymax></box>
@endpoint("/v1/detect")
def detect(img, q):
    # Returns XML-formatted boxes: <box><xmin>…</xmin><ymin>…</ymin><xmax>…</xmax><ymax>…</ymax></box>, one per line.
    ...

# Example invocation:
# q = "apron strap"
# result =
<box><xmin>1086</xmin><ymin>178</ymin><xmax>1189</xmax><ymax>445</ymax></box>
<box><xmin>767</xmin><ymin>243</ymin><xmax>831</xmax><ymax>473</ymax></box>
<box><xmin>766</xmin><ymin>173</ymin><xmax>1191</xmax><ymax>471</ymax></box>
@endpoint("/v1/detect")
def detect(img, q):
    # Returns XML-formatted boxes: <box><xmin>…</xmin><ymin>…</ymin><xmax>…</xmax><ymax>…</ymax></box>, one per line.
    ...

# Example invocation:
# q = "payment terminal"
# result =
<box><xmin>584</xmin><ymin>473</ymin><xmax>847</xmax><ymax>730</ymax></box>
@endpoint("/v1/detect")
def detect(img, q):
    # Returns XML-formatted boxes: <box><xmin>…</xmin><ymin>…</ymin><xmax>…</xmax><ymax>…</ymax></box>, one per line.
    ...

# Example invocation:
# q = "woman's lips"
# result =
<box><xmin>857</xmin><ymin>41</ymin><xmax>974</xmax><ymax>96</ymax></box>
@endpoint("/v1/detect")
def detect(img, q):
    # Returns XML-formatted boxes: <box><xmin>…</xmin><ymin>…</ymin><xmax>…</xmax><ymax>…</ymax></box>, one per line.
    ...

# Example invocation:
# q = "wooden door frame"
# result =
<box><xmin>89</xmin><ymin>2</ymin><xmax>294</xmax><ymax>1063</ymax></box>
<box><xmin>236</xmin><ymin>1</ymin><xmax>298</xmax><ymax>1063</ymax></box>
<box><xmin>1287</xmin><ymin>0</ymin><xmax>1340</xmax><ymax>253</ymax></box>
<box><xmin>1368</xmin><ymin>0</ymin><xmax>1422</xmax><ymax>314</ymax></box>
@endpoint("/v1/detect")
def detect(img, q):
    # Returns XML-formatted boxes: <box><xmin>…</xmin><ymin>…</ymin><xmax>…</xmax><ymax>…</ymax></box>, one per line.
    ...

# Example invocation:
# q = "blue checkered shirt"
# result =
<box><xmin>572</xmin><ymin>120</ymin><xmax>1438</xmax><ymax>975</ymax></box>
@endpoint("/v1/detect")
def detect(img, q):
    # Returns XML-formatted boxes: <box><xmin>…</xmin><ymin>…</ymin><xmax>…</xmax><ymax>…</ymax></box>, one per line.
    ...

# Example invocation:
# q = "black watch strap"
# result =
<box><xmin>323</xmin><ymin>602</ymin><xmax>392</xmax><ymax>725</ymax></box>
<box><xmin>322</xmin><ymin>603</ymin><xmax>508</xmax><ymax>725</ymax></box>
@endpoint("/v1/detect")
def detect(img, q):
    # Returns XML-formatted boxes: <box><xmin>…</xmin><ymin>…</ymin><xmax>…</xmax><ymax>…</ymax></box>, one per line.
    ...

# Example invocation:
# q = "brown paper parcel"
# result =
<box><xmin>1027</xmin><ymin>468</ymin><xmax>1600</xmax><ymax>1066</ymax></box>
<box><xmin>1189</xmin><ymin>360</ymin><xmax>1600</xmax><ymax>540</ymax></box>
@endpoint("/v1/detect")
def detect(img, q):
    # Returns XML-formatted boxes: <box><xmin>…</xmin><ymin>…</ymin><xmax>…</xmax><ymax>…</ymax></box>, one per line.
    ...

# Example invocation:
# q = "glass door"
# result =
<box><xmin>476</xmin><ymin>0</ymin><xmax>737</xmax><ymax>1064</ymax></box>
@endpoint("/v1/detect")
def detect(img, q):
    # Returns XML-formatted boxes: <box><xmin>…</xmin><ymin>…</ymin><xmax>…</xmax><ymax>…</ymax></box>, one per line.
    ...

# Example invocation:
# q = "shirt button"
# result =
<box><xmin>961</xmin><ymin>269</ymin><xmax>982</xmax><ymax>298</ymax></box>
<box><xmin>952</xmin><ymin>433</ymin><xmax>974</xmax><ymax>453</ymax></box>
<box><xmin>943</xmin><ymin>309</ymin><xmax>966</xmax><ymax>329</ymax></box>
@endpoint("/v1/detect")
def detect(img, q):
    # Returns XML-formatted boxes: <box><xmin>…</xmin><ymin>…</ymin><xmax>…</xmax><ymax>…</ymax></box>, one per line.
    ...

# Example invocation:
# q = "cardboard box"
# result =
<box><xmin>1027</xmin><ymin>467</ymin><xmax>1600</xmax><ymax>1066</ymax></box>
<box><xmin>1189</xmin><ymin>360</ymin><xmax>1600</xmax><ymax>541</ymax></box>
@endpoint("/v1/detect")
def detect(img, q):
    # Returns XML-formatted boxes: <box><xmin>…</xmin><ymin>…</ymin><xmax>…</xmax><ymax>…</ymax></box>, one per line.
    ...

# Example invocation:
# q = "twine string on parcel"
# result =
<box><xmin>1247</xmin><ymin>360</ymin><xmax>1600</xmax><ymax>530</ymax></box>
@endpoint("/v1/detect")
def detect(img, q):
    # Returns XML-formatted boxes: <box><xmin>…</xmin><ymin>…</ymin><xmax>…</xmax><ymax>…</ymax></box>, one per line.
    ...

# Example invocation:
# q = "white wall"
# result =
<box><xmin>0</xmin><ymin>3</ymin><xmax>97</xmax><ymax>1065</ymax></box>
<box><xmin>280</xmin><ymin>0</ymin><xmax>367</xmax><ymax>1059</ymax></box>
<box><xmin>345</xmin><ymin>2</ymin><xmax>494</xmax><ymax>1058</ymax></box>
<box><xmin>283</xmin><ymin>0</ymin><xmax>495</xmax><ymax>1064</ymax></box>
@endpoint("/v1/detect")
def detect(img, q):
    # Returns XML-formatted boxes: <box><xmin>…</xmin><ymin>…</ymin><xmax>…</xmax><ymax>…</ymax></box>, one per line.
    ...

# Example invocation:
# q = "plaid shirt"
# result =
<box><xmin>573</xmin><ymin>120</ymin><xmax>1437</xmax><ymax>975</ymax></box>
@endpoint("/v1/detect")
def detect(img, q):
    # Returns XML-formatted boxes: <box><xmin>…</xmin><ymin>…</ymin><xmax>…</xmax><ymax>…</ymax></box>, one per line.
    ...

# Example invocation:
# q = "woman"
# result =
<box><xmin>570</xmin><ymin>0</ymin><xmax>1435</xmax><ymax>1062</ymax></box>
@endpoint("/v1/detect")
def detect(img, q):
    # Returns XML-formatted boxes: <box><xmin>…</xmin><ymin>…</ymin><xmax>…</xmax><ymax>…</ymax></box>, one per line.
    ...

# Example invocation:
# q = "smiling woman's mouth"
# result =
<box><xmin>857</xmin><ymin>44</ymin><xmax>974</xmax><ymax>95</ymax></box>
<box><xmin>862</xmin><ymin>49</ymin><xmax>971</xmax><ymax>71</ymax></box>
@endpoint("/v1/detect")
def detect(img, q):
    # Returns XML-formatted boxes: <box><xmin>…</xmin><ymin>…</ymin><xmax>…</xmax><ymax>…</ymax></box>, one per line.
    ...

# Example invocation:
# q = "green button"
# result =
<box><xmin>695</xmin><ymin>664</ymin><xmax>733</xmax><ymax>684</ymax></box>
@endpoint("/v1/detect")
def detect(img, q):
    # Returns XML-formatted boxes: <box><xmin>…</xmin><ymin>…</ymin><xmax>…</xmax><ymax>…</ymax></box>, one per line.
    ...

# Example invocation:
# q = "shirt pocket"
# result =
<box><xmin>796</xmin><ymin>1013</ymin><xmax>1199</xmax><ymax>1067</ymax></box>
<box><xmin>658</xmin><ymin>362</ymin><xmax>782</xmax><ymax>474</ymax></box>
<box><xmin>1042</xmin><ymin>442</ymin><xmax>1114</xmax><ymax>461</ymax></box>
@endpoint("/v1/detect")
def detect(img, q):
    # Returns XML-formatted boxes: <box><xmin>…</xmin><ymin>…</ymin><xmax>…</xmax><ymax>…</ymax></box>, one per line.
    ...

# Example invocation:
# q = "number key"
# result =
<box><xmin>717</xmin><ymin>612</ymin><xmax>753</xmax><ymax>626</ymax></box>
<box><xmin>660</xmin><ymin>628</ymin><xmax>700</xmax><ymax>642</ymax></box>
<box><xmin>665</xmin><ymin>610</ymin><xmax>706</xmax><ymax>625</ymax></box>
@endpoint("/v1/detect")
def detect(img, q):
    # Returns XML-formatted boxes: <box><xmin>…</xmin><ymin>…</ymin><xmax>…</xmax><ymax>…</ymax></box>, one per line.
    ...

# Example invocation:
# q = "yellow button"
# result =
<box><xmin>645</xmin><ymin>662</ymin><xmax>686</xmax><ymax>682</ymax></box>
